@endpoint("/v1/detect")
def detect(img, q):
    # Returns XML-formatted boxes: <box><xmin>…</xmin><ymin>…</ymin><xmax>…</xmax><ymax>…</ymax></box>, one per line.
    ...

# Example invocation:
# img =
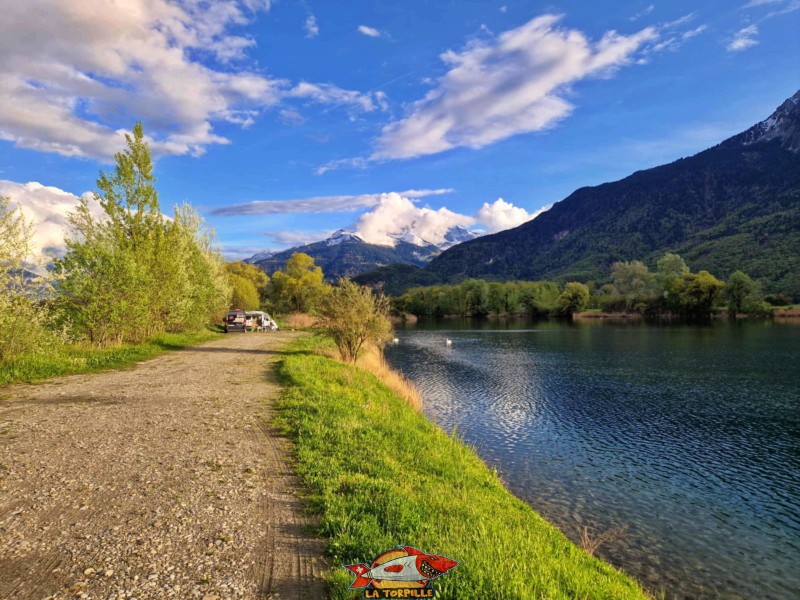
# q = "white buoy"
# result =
<box><xmin>446</xmin><ymin>338</ymin><xmax>452</xmax><ymax>346</ymax></box>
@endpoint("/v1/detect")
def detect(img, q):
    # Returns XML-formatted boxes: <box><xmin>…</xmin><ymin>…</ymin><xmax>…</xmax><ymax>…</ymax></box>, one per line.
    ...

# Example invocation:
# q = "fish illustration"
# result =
<box><xmin>344</xmin><ymin>546</ymin><xmax>459</xmax><ymax>589</ymax></box>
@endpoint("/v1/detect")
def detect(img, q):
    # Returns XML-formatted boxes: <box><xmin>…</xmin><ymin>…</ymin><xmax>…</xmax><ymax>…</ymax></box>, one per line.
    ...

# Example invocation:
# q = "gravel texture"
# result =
<box><xmin>0</xmin><ymin>331</ymin><xmax>328</xmax><ymax>599</ymax></box>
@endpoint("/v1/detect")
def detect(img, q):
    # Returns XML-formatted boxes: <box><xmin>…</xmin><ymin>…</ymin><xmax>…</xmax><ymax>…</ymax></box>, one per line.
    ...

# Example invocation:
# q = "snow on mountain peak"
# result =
<box><xmin>326</xmin><ymin>229</ymin><xmax>364</xmax><ymax>245</ymax></box>
<box><xmin>726</xmin><ymin>90</ymin><xmax>800</xmax><ymax>152</ymax></box>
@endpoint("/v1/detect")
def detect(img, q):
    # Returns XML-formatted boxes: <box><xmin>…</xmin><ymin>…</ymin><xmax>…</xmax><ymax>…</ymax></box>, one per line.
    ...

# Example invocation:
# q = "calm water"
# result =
<box><xmin>384</xmin><ymin>319</ymin><xmax>800</xmax><ymax>599</ymax></box>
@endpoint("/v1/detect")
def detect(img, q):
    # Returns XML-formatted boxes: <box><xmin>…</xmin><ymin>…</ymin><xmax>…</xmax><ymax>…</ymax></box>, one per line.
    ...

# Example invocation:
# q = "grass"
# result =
<box><xmin>0</xmin><ymin>329</ymin><xmax>220</xmax><ymax>386</ymax></box>
<box><xmin>275</xmin><ymin>336</ymin><xmax>649</xmax><ymax>599</ymax></box>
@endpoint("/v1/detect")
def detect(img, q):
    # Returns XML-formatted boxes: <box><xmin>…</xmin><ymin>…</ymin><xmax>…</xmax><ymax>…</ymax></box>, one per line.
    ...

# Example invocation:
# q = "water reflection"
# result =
<box><xmin>385</xmin><ymin>319</ymin><xmax>800</xmax><ymax>599</ymax></box>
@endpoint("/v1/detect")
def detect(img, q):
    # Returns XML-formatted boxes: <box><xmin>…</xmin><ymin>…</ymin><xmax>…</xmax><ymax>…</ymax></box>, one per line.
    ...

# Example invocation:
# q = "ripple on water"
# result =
<box><xmin>386</xmin><ymin>321</ymin><xmax>800</xmax><ymax>599</ymax></box>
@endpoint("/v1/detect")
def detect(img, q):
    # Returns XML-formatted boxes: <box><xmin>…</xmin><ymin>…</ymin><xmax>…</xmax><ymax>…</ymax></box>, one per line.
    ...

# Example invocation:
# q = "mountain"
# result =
<box><xmin>361</xmin><ymin>91</ymin><xmax>800</xmax><ymax>298</ymax></box>
<box><xmin>243</xmin><ymin>250</ymin><xmax>274</xmax><ymax>264</ymax></box>
<box><xmin>248</xmin><ymin>226</ymin><xmax>477</xmax><ymax>279</ymax></box>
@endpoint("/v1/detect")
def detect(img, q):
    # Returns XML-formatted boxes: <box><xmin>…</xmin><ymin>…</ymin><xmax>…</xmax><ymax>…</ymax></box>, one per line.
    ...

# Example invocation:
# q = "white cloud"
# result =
<box><xmin>315</xmin><ymin>156</ymin><xmax>370</xmax><ymax>175</ymax></box>
<box><xmin>630</xmin><ymin>5</ymin><xmax>656</xmax><ymax>21</ymax></box>
<box><xmin>357</xmin><ymin>25</ymin><xmax>381</xmax><ymax>38</ymax></box>
<box><xmin>476</xmin><ymin>198</ymin><xmax>550</xmax><ymax>233</ymax></box>
<box><xmin>305</xmin><ymin>14</ymin><xmax>319</xmax><ymax>38</ymax></box>
<box><xmin>286</xmin><ymin>82</ymin><xmax>384</xmax><ymax>113</ymax></box>
<box><xmin>0</xmin><ymin>0</ymin><xmax>377</xmax><ymax>161</ymax></box>
<box><xmin>0</xmin><ymin>180</ymin><xmax>101</xmax><ymax>260</ymax></box>
<box><xmin>727</xmin><ymin>25</ymin><xmax>759</xmax><ymax>51</ymax></box>
<box><xmin>372</xmin><ymin>15</ymin><xmax>659</xmax><ymax>160</ymax></box>
<box><xmin>354</xmin><ymin>193</ymin><xmax>475</xmax><ymax>246</ymax></box>
<box><xmin>264</xmin><ymin>230</ymin><xmax>335</xmax><ymax>247</ymax></box>
<box><xmin>212</xmin><ymin>188</ymin><xmax>454</xmax><ymax>216</ymax></box>
<box><xmin>279</xmin><ymin>108</ymin><xmax>306</xmax><ymax>126</ymax></box>
<box><xmin>682</xmin><ymin>25</ymin><xmax>708</xmax><ymax>40</ymax></box>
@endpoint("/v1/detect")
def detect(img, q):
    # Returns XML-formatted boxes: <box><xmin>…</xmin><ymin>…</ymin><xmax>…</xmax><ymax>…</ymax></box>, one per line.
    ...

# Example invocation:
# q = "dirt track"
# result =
<box><xmin>0</xmin><ymin>331</ymin><xmax>327</xmax><ymax>599</ymax></box>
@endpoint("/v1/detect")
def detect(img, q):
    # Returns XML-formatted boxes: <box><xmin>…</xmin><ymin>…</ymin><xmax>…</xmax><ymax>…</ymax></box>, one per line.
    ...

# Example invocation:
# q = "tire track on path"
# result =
<box><xmin>0</xmin><ymin>331</ymin><xmax>328</xmax><ymax>599</ymax></box>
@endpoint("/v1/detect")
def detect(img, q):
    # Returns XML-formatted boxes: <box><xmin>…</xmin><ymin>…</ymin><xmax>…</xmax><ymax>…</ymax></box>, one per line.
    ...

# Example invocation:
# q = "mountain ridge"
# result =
<box><xmin>248</xmin><ymin>225</ymin><xmax>478</xmax><ymax>279</ymax></box>
<box><xmin>358</xmin><ymin>90</ymin><xmax>800</xmax><ymax>298</ymax></box>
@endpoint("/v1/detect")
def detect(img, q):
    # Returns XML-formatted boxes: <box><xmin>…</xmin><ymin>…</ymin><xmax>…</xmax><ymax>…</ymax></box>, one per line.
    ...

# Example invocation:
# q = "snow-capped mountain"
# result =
<box><xmin>243</xmin><ymin>250</ymin><xmax>275</xmax><ymax>264</ymax></box>
<box><xmin>440</xmin><ymin>225</ymin><xmax>479</xmax><ymax>250</ymax></box>
<box><xmin>724</xmin><ymin>90</ymin><xmax>800</xmax><ymax>152</ymax></box>
<box><xmin>326</xmin><ymin>229</ymin><xmax>364</xmax><ymax>246</ymax></box>
<box><xmin>245</xmin><ymin>225</ymin><xmax>480</xmax><ymax>279</ymax></box>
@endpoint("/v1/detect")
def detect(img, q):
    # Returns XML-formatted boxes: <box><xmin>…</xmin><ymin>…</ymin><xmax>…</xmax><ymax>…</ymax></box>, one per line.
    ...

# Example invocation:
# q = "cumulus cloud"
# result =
<box><xmin>476</xmin><ymin>198</ymin><xmax>550</xmax><ymax>233</ymax></box>
<box><xmin>372</xmin><ymin>15</ymin><xmax>660</xmax><ymax>160</ymax></box>
<box><xmin>357</xmin><ymin>25</ymin><xmax>381</xmax><ymax>38</ymax></box>
<box><xmin>727</xmin><ymin>25</ymin><xmax>759</xmax><ymax>51</ymax></box>
<box><xmin>0</xmin><ymin>0</ymin><xmax>378</xmax><ymax>161</ymax></box>
<box><xmin>0</xmin><ymin>180</ymin><xmax>102</xmax><ymax>259</ymax></box>
<box><xmin>354</xmin><ymin>194</ymin><xmax>475</xmax><ymax>246</ymax></box>
<box><xmin>211</xmin><ymin>188</ymin><xmax>454</xmax><ymax>216</ymax></box>
<box><xmin>305</xmin><ymin>14</ymin><xmax>319</xmax><ymax>38</ymax></box>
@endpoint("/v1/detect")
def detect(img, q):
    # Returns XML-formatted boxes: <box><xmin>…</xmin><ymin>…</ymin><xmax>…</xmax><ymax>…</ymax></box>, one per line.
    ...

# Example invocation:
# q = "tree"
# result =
<box><xmin>0</xmin><ymin>197</ymin><xmax>49</xmax><ymax>361</ymax></box>
<box><xmin>317</xmin><ymin>279</ymin><xmax>393</xmax><ymax>363</ymax></box>
<box><xmin>725</xmin><ymin>271</ymin><xmax>758</xmax><ymax>316</ymax></box>
<box><xmin>556</xmin><ymin>282</ymin><xmax>589</xmax><ymax>316</ymax></box>
<box><xmin>57</xmin><ymin>123</ymin><xmax>228</xmax><ymax>344</ymax></box>
<box><xmin>656</xmin><ymin>253</ymin><xmax>689</xmax><ymax>291</ymax></box>
<box><xmin>224</xmin><ymin>261</ymin><xmax>268</xmax><ymax>309</ymax></box>
<box><xmin>670</xmin><ymin>270</ymin><xmax>725</xmax><ymax>317</ymax></box>
<box><xmin>612</xmin><ymin>260</ymin><xmax>656</xmax><ymax>311</ymax></box>
<box><xmin>267</xmin><ymin>253</ymin><xmax>329</xmax><ymax>313</ymax></box>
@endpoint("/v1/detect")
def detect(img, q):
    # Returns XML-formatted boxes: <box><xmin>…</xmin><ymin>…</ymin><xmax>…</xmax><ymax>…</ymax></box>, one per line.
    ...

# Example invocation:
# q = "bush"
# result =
<box><xmin>316</xmin><ymin>279</ymin><xmax>393</xmax><ymax>363</ymax></box>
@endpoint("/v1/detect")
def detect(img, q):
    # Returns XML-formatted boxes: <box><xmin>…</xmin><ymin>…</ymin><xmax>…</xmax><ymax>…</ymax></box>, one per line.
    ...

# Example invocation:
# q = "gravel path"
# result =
<box><xmin>0</xmin><ymin>331</ymin><xmax>328</xmax><ymax>599</ymax></box>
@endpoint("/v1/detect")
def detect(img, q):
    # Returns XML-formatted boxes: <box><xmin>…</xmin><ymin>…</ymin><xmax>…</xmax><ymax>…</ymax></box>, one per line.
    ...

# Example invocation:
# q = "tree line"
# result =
<box><xmin>394</xmin><ymin>253</ymin><xmax>775</xmax><ymax>319</ymax></box>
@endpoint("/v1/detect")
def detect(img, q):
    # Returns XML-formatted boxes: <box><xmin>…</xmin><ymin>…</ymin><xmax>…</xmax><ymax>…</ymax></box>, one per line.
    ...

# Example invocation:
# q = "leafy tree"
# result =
<box><xmin>612</xmin><ymin>260</ymin><xmax>656</xmax><ymax>311</ymax></box>
<box><xmin>670</xmin><ymin>270</ymin><xmax>725</xmax><ymax>317</ymax></box>
<box><xmin>0</xmin><ymin>197</ymin><xmax>49</xmax><ymax>360</ymax></box>
<box><xmin>656</xmin><ymin>253</ymin><xmax>690</xmax><ymax>291</ymax></box>
<box><xmin>317</xmin><ymin>279</ymin><xmax>393</xmax><ymax>363</ymax></box>
<box><xmin>556</xmin><ymin>282</ymin><xmax>589</xmax><ymax>316</ymax></box>
<box><xmin>267</xmin><ymin>252</ymin><xmax>330</xmax><ymax>313</ymax></box>
<box><xmin>57</xmin><ymin>123</ymin><xmax>228</xmax><ymax>344</ymax></box>
<box><xmin>725</xmin><ymin>271</ymin><xmax>758</xmax><ymax>316</ymax></box>
<box><xmin>224</xmin><ymin>261</ymin><xmax>268</xmax><ymax>309</ymax></box>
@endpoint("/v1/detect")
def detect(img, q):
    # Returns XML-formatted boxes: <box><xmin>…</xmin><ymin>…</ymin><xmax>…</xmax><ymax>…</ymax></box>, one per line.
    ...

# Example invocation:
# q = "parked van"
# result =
<box><xmin>224</xmin><ymin>309</ymin><xmax>246</xmax><ymax>333</ymax></box>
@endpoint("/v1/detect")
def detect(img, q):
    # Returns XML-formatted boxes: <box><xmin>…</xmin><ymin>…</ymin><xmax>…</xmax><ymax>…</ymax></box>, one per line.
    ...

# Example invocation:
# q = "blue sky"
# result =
<box><xmin>1</xmin><ymin>0</ymin><xmax>798</xmax><ymax>260</ymax></box>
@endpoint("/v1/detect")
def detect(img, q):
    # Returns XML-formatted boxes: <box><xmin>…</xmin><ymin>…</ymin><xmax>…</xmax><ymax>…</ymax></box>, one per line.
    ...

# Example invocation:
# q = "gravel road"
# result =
<box><xmin>0</xmin><ymin>331</ymin><xmax>328</xmax><ymax>599</ymax></box>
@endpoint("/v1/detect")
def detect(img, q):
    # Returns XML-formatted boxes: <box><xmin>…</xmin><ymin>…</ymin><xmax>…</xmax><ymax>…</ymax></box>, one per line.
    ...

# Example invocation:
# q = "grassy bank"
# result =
<box><xmin>275</xmin><ymin>336</ymin><xmax>648</xmax><ymax>599</ymax></box>
<box><xmin>0</xmin><ymin>329</ymin><xmax>220</xmax><ymax>386</ymax></box>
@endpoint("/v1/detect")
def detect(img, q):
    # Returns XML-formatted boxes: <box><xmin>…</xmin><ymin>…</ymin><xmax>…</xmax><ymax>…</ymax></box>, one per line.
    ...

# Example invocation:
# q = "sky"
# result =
<box><xmin>1</xmin><ymin>0</ymin><xmax>799</xmax><ymax>260</ymax></box>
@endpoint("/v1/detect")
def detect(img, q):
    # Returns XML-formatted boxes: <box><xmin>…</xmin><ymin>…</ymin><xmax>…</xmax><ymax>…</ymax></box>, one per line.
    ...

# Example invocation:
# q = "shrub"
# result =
<box><xmin>316</xmin><ymin>279</ymin><xmax>393</xmax><ymax>363</ymax></box>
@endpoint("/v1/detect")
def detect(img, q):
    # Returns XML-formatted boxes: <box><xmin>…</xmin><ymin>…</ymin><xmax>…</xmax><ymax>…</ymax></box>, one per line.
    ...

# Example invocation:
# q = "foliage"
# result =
<box><xmin>55</xmin><ymin>123</ymin><xmax>229</xmax><ymax>345</ymax></box>
<box><xmin>725</xmin><ymin>271</ymin><xmax>758</xmax><ymax>315</ymax></box>
<box><xmin>398</xmin><ymin>280</ymin><xmax>559</xmax><ymax>317</ymax></box>
<box><xmin>611</xmin><ymin>261</ymin><xmax>657</xmax><ymax>312</ymax></box>
<box><xmin>0</xmin><ymin>197</ymin><xmax>51</xmax><ymax>361</ymax></box>
<box><xmin>556</xmin><ymin>282</ymin><xmax>590</xmax><ymax>316</ymax></box>
<box><xmin>266</xmin><ymin>252</ymin><xmax>330</xmax><ymax>313</ymax></box>
<box><xmin>224</xmin><ymin>261</ymin><xmax>268</xmax><ymax>310</ymax></box>
<box><xmin>316</xmin><ymin>279</ymin><xmax>393</xmax><ymax>363</ymax></box>
<box><xmin>274</xmin><ymin>336</ymin><xmax>648</xmax><ymax>600</ymax></box>
<box><xmin>668</xmin><ymin>270</ymin><xmax>726</xmax><ymax>317</ymax></box>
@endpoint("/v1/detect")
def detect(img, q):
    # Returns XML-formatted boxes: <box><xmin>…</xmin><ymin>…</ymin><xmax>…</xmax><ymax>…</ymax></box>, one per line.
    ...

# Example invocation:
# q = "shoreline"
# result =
<box><xmin>275</xmin><ymin>335</ymin><xmax>648</xmax><ymax>599</ymax></box>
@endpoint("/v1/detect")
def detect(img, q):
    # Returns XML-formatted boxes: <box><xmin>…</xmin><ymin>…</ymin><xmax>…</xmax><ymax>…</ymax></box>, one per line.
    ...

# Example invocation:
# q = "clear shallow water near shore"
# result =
<box><xmin>384</xmin><ymin>319</ymin><xmax>800</xmax><ymax>599</ymax></box>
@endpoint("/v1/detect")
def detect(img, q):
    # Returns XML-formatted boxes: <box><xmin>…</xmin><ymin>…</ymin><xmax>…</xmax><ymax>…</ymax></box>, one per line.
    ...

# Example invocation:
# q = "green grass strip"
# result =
<box><xmin>275</xmin><ymin>336</ymin><xmax>648</xmax><ymax>599</ymax></box>
<box><xmin>0</xmin><ymin>329</ymin><xmax>220</xmax><ymax>386</ymax></box>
